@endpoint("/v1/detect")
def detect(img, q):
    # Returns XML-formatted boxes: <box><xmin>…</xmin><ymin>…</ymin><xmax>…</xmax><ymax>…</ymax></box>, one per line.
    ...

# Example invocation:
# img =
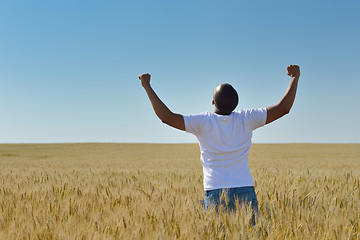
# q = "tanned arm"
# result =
<box><xmin>266</xmin><ymin>65</ymin><xmax>300</xmax><ymax>125</ymax></box>
<box><xmin>139</xmin><ymin>73</ymin><xmax>185</xmax><ymax>131</ymax></box>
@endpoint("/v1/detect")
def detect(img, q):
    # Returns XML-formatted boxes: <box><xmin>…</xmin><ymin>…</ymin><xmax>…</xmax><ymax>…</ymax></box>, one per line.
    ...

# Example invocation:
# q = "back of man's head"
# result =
<box><xmin>213</xmin><ymin>83</ymin><xmax>239</xmax><ymax>115</ymax></box>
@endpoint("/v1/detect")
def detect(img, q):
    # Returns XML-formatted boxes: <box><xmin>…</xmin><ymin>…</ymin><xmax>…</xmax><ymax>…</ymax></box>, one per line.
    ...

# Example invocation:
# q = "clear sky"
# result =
<box><xmin>0</xmin><ymin>0</ymin><xmax>359</xmax><ymax>143</ymax></box>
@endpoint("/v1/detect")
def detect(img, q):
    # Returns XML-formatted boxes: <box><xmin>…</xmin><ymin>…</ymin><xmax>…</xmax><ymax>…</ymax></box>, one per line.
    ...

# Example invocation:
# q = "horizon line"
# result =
<box><xmin>0</xmin><ymin>142</ymin><xmax>359</xmax><ymax>145</ymax></box>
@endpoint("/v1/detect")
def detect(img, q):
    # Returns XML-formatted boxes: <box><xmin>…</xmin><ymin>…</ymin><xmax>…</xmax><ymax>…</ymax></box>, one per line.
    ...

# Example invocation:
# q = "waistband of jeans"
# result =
<box><xmin>205</xmin><ymin>186</ymin><xmax>254</xmax><ymax>193</ymax></box>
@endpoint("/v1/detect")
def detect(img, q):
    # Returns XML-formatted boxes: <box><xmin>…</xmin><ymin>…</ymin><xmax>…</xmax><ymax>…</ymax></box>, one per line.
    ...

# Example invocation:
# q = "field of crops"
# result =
<box><xmin>0</xmin><ymin>143</ymin><xmax>359</xmax><ymax>239</ymax></box>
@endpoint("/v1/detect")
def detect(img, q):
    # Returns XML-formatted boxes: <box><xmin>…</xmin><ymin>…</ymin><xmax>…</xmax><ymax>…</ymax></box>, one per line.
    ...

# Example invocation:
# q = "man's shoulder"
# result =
<box><xmin>235</xmin><ymin>108</ymin><xmax>267</xmax><ymax>129</ymax></box>
<box><xmin>233</xmin><ymin>108</ymin><xmax>267</xmax><ymax>122</ymax></box>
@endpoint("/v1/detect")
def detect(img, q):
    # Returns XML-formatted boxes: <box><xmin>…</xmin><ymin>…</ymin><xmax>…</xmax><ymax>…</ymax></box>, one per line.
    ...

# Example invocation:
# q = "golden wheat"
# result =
<box><xmin>0</xmin><ymin>143</ymin><xmax>359</xmax><ymax>239</ymax></box>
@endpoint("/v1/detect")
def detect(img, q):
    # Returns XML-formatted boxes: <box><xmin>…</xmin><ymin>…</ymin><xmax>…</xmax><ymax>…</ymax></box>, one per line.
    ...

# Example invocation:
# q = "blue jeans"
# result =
<box><xmin>204</xmin><ymin>186</ymin><xmax>259</xmax><ymax>224</ymax></box>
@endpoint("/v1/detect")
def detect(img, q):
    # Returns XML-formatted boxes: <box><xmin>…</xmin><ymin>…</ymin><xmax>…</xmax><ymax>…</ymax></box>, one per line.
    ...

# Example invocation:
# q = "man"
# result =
<box><xmin>138</xmin><ymin>65</ymin><xmax>300</xmax><ymax>222</ymax></box>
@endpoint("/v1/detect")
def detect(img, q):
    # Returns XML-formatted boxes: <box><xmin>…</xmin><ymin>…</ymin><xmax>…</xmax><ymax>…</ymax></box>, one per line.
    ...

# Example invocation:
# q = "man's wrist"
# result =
<box><xmin>142</xmin><ymin>83</ymin><xmax>151</xmax><ymax>89</ymax></box>
<box><xmin>290</xmin><ymin>76</ymin><xmax>299</xmax><ymax>84</ymax></box>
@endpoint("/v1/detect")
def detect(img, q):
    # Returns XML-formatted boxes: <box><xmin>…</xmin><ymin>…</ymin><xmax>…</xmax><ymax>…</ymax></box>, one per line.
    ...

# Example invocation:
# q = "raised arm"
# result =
<box><xmin>265</xmin><ymin>65</ymin><xmax>300</xmax><ymax>125</ymax></box>
<box><xmin>138</xmin><ymin>73</ymin><xmax>185</xmax><ymax>131</ymax></box>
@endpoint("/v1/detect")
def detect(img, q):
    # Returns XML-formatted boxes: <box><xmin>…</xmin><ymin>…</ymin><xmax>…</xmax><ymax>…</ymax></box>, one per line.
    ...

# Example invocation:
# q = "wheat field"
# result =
<box><xmin>0</xmin><ymin>143</ymin><xmax>359</xmax><ymax>239</ymax></box>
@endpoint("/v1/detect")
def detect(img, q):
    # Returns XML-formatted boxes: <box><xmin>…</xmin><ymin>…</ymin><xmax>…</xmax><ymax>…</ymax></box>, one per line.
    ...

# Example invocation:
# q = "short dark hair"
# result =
<box><xmin>213</xmin><ymin>83</ymin><xmax>239</xmax><ymax>115</ymax></box>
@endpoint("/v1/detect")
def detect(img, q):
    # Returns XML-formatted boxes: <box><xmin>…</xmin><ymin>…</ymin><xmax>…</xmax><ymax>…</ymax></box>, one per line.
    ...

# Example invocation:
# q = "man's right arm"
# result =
<box><xmin>139</xmin><ymin>73</ymin><xmax>185</xmax><ymax>131</ymax></box>
<box><xmin>265</xmin><ymin>65</ymin><xmax>300</xmax><ymax>125</ymax></box>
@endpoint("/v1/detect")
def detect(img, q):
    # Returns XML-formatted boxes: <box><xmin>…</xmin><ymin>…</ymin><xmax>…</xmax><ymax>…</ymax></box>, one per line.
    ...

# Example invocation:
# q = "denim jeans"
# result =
<box><xmin>204</xmin><ymin>186</ymin><xmax>259</xmax><ymax>225</ymax></box>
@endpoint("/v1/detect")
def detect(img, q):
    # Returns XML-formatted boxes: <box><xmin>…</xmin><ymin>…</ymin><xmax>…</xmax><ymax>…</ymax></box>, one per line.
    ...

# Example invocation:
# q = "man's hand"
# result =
<box><xmin>287</xmin><ymin>65</ymin><xmax>300</xmax><ymax>78</ymax></box>
<box><xmin>138</xmin><ymin>73</ymin><xmax>151</xmax><ymax>87</ymax></box>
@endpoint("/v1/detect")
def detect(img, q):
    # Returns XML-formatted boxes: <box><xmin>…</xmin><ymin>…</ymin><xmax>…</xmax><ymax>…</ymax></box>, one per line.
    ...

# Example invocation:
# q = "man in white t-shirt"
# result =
<box><xmin>138</xmin><ymin>65</ymin><xmax>300</xmax><ymax>223</ymax></box>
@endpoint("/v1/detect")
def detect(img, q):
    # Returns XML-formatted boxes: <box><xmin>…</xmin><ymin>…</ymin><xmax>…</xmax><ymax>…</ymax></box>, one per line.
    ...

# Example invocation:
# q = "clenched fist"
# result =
<box><xmin>138</xmin><ymin>73</ymin><xmax>151</xmax><ymax>87</ymax></box>
<box><xmin>287</xmin><ymin>65</ymin><xmax>300</xmax><ymax>78</ymax></box>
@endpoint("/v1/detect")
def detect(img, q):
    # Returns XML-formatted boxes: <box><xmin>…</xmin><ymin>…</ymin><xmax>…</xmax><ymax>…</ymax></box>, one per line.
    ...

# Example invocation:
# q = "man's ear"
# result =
<box><xmin>212</xmin><ymin>100</ymin><xmax>215</xmax><ymax>105</ymax></box>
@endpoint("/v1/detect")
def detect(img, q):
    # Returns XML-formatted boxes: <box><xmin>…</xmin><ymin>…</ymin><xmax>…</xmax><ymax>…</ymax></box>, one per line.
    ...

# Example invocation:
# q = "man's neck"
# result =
<box><xmin>214</xmin><ymin>108</ymin><xmax>231</xmax><ymax>116</ymax></box>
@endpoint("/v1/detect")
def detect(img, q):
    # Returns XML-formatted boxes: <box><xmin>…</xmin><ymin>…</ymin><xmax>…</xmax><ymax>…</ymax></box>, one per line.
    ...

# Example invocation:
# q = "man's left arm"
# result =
<box><xmin>139</xmin><ymin>73</ymin><xmax>185</xmax><ymax>131</ymax></box>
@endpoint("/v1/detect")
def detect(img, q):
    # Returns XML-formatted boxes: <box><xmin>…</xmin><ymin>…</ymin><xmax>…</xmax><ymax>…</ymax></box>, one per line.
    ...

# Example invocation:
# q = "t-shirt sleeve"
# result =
<box><xmin>183</xmin><ymin>113</ymin><xmax>208</xmax><ymax>136</ymax></box>
<box><xmin>244</xmin><ymin>108</ymin><xmax>267</xmax><ymax>131</ymax></box>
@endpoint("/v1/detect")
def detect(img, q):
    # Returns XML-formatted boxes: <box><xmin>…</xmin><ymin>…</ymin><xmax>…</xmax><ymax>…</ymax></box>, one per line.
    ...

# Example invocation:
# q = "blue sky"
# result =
<box><xmin>0</xmin><ymin>0</ymin><xmax>359</xmax><ymax>143</ymax></box>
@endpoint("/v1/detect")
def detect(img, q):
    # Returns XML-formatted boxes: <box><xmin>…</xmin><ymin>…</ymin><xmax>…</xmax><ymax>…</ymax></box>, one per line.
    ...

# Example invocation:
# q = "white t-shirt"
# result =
<box><xmin>183</xmin><ymin>108</ymin><xmax>267</xmax><ymax>191</ymax></box>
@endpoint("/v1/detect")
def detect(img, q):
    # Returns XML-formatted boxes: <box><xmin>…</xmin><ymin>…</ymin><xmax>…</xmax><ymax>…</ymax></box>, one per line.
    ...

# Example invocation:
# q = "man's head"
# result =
<box><xmin>212</xmin><ymin>83</ymin><xmax>239</xmax><ymax>115</ymax></box>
